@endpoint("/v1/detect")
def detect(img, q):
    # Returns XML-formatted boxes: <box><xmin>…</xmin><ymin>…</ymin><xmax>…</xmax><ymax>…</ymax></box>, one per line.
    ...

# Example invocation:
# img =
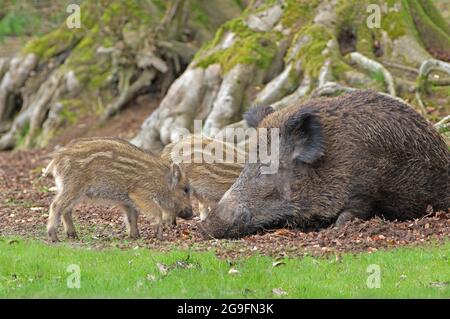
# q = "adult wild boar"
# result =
<box><xmin>200</xmin><ymin>90</ymin><xmax>450</xmax><ymax>238</ymax></box>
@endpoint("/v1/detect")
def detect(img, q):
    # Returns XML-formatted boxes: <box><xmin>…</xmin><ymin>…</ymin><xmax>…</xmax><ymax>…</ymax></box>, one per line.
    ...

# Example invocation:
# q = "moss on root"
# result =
<box><xmin>406</xmin><ymin>0</ymin><xmax>450</xmax><ymax>60</ymax></box>
<box><xmin>296</xmin><ymin>25</ymin><xmax>333</xmax><ymax>78</ymax></box>
<box><xmin>194</xmin><ymin>0</ymin><xmax>322</xmax><ymax>75</ymax></box>
<box><xmin>280</xmin><ymin>0</ymin><xmax>319</xmax><ymax>29</ymax></box>
<box><xmin>195</xmin><ymin>18</ymin><xmax>279</xmax><ymax>74</ymax></box>
<box><xmin>22</xmin><ymin>1</ymin><xmax>101</xmax><ymax>60</ymax></box>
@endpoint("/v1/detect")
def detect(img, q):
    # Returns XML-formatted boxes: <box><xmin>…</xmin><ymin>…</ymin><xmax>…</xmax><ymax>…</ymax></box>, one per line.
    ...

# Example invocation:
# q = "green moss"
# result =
<box><xmin>14</xmin><ymin>122</ymin><xmax>30</xmax><ymax>149</ymax></box>
<box><xmin>406</xmin><ymin>0</ymin><xmax>450</xmax><ymax>58</ymax></box>
<box><xmin>280</xmin><ymin>0</ymin><xmax>319</xmax><ymax>29</ymax></box>
<box><xmin>23</xmin><ymin>28</ymin><xmax>79</xmax><ymax>60</ymax></box>
<box><xmin>55</xmin><ymin>0</ymin><xmax>163</xmax><ymax>92</ymax></box>
<box><xmin>233</xmin><ymin>0</ymin><xmax>245</xmax><ymax>9</ymax></box>
<box><xmin>151</xmin><ymin>0</ymin><xmax>167</xmax><ymax>11</ymax></box>
<box><xmin>22</xmin><ymin>1</ymin><xmax>101</xmax><ymax>60</ymax></box>
<box><xmin>59</xmin><ymin>105</ymin><xmax>78</xmax><ymax>125</ymax></box>
<box><xmin>102</xmin><ymin>0</ymin><xmax>154</xmax><ymax>26</ymax></box>
<box><xmin>330</xmin><ymin>59</ymin><xmax>352</xmax><ymax>81</ymax></box>
<box><xmin>417</xmin><ymin>0</ymin><xmax>450</xmax><ymax>35</ymax></box>
<box><xmin>357</xmin><ymin>26</ymin><xmax>375</xmax><ymax>58</ymax></box>
<box><xmin>190</xmin><ymin>0</ymin><xmax>210</xmax><ymax>27</ymax></box>
<box><xmin>195</xmin><ymin>17</ymin><xmax>279</xmax><ymax>74</ymax></box>
<box><xmin>292</xmin><ymin>24</ymin><xmax>333</xmax><ymax>78</ymax></box>
<box><xmin>376</xmin><ymin>0</ymin><xmax>413</xmax><ymax>39</ymax></box>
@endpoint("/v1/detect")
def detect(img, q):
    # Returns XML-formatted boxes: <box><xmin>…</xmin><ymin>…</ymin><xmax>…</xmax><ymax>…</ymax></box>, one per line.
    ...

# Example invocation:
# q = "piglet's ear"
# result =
<box><xmin>170</xmin><ymin>163</ymin><xmax>182</xmax><ymax>189</ymax></box>
<box><xmin>244</xmin><ymin>105</ymin><xmax>274</xmax><ymax>128</ymax></box>
<box><xmin>285</xmin><ymin>108</ymin><xmax>324</xmax><ymax>164</ymax></box>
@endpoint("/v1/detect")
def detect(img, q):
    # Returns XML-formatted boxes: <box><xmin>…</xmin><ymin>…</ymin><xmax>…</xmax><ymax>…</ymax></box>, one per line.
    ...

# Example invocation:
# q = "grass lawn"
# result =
<box><xmin>0</xmin><ymin>238</ymin><xmax>449</xmax><ymax>298</ymax></box>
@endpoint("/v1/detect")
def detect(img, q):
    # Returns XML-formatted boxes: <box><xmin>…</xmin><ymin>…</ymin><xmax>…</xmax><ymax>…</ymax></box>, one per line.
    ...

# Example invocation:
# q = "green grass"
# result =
<box><xmin>0</xmin><ymin>0</ymin><xmax>81</xmax><ymax>41</ymax></box>
<box><xmin>0</xmin><ymin>238</ymin><xmax>449</xmax><ymax>298</ymax></box>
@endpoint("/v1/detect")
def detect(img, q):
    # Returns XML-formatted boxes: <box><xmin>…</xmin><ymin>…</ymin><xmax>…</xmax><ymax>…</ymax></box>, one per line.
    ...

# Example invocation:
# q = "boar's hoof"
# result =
<box><xmin>335</xmin><ymin>211</ymin><xmax>358</xmax><ymax>227</ymax></box>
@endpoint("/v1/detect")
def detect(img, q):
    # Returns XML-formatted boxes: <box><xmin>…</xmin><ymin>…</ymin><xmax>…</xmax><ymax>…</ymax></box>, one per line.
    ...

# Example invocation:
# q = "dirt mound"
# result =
<box><xmin>1</xmin><ymin>147</ymin><xmax>449</xmax><ymax>259</ymax></box>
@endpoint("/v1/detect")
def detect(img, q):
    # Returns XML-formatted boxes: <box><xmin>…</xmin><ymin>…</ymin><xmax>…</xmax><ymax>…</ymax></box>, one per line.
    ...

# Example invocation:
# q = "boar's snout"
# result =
<box><xmin>178</xmin><ymin>207</ymin><xmax>194</xmax><ymax>220</ymax></box>
<box><xmin>199</xmin><ymin>205</ymin><xmax>252</xmax><ymax>239</ymax></box>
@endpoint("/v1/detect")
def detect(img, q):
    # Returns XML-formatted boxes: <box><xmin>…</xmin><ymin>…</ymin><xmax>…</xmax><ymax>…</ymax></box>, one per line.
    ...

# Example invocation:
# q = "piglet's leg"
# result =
<box><xmin>129</xmin><ymin>190</ymin><xmax>163</xmax><ymax>240</ymax></box>
<box><xmin>121</xmin><ymin>203</ymin><xmax>140</xmax><ymax>239</ymax></box>
<box><xmin>61</xmin><ymin>209</ymin><xmax>78</xmax><ymax>239</ymax></box>
<box><xmin>198</xmin><ymin>202</ymin><xmax>209</xmax><ymax>221</ymax></box>
<box><xmin>48</xmin><ymin>193</ymin><xmax>77</xmax><ymax>242</ymax></box>
<box><xmin>155</xmin><ymin>216</ymin><xmax>163</xmax><ymax>240</ymax></box>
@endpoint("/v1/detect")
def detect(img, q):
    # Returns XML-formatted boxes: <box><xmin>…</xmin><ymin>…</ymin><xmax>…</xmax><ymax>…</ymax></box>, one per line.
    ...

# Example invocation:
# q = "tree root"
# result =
<box><xmin>132</xmin><ymin>65</ymin><xmax>222</xmax><ymax>152</ymax></box>
<box><xmin>434</xmin><ymin>115</ymin><xmax>450</xmax><ymax>133</ymax></box>
<box><xmin>348</xmin><ymin>52</ymin><xmax>396</xmax><ymax>96</ymax></box>
<box><xmin>416</xmin><ymin>59</ymin><xmax>450</xmax><ymax>114</ymax></box>
<box><xmin>271</xmin><ymin>76</ymin><xmax>311</xmax><ymax>110</ymax></box>
<box><xmin>132</xmin><ymin>0</ymin><xmax>449</xmax><ymax>153</ymax></box>
<box><xmin>0</xmin><ymin>54</ymin><xmax>38</xmax><ymax>122</ymax></box>
<box><xmin>101</xmin><ymin>69</ymin><xmax>156</xmax><ymax>121</ymax></box>
<box><xmin>254</xmin><ymin>62</ymin><xmax>301</xmax><ymax>106</ymax></box>
<box><xmin>25</xmin><ymin>71</ymin><xmax>64</xmax><ymax>147</ymax></box>
<box><xmin>203</xmin><ymin>64</ymin><xmax>255</xmax><ymax>137</ymax></box>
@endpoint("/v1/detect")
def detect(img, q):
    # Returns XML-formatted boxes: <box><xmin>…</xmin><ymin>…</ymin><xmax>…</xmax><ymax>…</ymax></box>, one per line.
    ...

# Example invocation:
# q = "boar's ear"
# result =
<box><xmin>285</xmin><ymin>109</ymin><xmax>324</xmax><ymax>164</ymax></box>
<box><xmin>170</xmin><ymin>163</ymin><xmax>182</xmax><ymax>189</ymax></box>
<box><xmin>244</xmin><ymin>105</ymin><xmax>274</xmax><ymax>128</ymax></box>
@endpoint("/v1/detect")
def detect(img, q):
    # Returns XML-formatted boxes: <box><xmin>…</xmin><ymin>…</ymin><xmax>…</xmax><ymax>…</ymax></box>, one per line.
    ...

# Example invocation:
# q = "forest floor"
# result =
<box><xmin>0</xmin><ymin>95</ymin><xmax>449</xmax><ymax>260</ymax></box>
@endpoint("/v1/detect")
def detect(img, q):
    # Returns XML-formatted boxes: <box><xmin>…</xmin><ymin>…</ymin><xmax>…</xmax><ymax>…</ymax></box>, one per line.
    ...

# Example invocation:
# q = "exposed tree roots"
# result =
<box><xmin>0</xmin><ymin>0</ymin><xmax>242</xmax><ymax>150</ymax></box>
<box><xmin>133</xmin><ymin>0</ymin><xmax>450</xmax><ymax>153</ymax></box>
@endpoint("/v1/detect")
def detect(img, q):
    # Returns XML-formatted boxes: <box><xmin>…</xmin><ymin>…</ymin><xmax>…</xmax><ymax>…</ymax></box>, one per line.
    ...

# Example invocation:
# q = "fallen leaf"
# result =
<box><xmin>135</xmin><ymin>280</ymin><xmax>143</xmax><ymax>288</ymax></box>
<box><xmin>272</xmin><ymin>287</ymin><xmax>288</xmax><ymax>296</ymax></box>
<box><xmin>228</xmin><ymin>268</ymin><xmax>240</xmax><ymax>275</ymax></box>
<box><xmin>435</xmin><ymin>211</ymin><xmax>447</xmax><ymax>219</ymax></box>
<box><xmin>8</xmin><ymin>239</ymin><xmax>19</xmax><ymax>245</ymax></box>
<box><xmin>429</xmin><ymin>281</ymin><xmax>449</xmax><ymax>288</ymax></box>
<box><xmin>175</xmin><ymin>260</ymin><xmax>194</xmax><ymax>269</ymax></box>
<box><xmin>272</xmin><ymin>261</ymin><xmax>286</xmax><ymax>268</ymax></box>
<box><xmin>156</xmin><ymin>263</ymin><xmax>168</xmax><ymax>275</ymax></box>
<box><xmin>146</xmin><ymin>274</ymin><xmax>156</xmax><ymax>281</ymax></box>
<box><xmin>273</xmin><ymin>229</ymin><xmax>293</xmax><ymax>237</ymax></box>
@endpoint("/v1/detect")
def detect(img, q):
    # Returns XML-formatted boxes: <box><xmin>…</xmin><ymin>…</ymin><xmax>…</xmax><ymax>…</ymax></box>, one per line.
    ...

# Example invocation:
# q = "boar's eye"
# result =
<box><xmin>183</xmin><ymin>186</ymin><xmax>190</xmax><ymax>194</ymax></box>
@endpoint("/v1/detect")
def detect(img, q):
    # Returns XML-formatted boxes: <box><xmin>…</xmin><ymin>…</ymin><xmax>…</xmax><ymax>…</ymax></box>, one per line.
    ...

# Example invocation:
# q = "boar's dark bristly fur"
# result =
<box><xmin>244</xmin><ymin>105</ymin><xmax>275</xmax><ymax>128</ymax></box>
<box><xmin>200</xmin><ymin>90</ymin><xmax>450</xmax><ymax>239</ymax></box>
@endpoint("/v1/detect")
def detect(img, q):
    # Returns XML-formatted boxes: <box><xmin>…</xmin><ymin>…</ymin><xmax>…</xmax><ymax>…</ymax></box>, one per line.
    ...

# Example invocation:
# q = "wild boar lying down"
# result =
<box><xmin>44</xmin><ymin>137</ymin><xmax>192</xmax><ymax>242</ymax></box>
<box><xmin>201</xmin><ymin>90</ymin><xmax>450</xmax><ymax>239</ymax></box>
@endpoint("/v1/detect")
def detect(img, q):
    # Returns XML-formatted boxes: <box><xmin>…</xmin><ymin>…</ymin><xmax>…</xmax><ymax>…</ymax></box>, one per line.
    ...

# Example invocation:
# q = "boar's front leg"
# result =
<box><xmin>335</xmin><ymin>199</ymin><xmax>374</xmax><ymax>227</ymax></box>
<box><xmin>335</xmin><ymin>211</ymin><xmax>357</xmax><ymax>227</ymax></box>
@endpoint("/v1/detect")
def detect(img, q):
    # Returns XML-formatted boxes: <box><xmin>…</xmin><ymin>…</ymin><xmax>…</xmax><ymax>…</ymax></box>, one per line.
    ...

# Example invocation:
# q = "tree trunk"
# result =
<box><xmin>0</xmin><ymin>0</ymin><xmax>243</xmax><ymax>150</ymax></box>
<box><xmin>132</xmin><ymin>0</ymin><xmax>450</xmax><ymax>153</ymax></box>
